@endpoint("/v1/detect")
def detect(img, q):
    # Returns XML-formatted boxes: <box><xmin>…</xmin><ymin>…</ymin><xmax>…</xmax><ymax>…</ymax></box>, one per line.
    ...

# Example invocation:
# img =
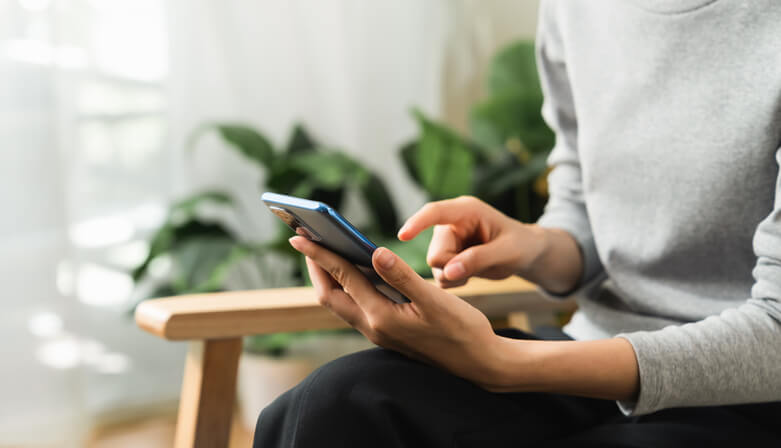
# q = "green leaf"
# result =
<box><xmin>148</xmin><ymin>284</ymin><xmax>177</xmax><ymax>299</ymax></box>
<box><xmin>265</xmin><ymin>159</ymin><xmax>306</xmax><ymax>193</ymax></box>
<box><xmin>215</xmin><ymin>124</ymin><xmax>276</xmax><ymax>168</ymax></box>
<box><xmin>132</xmin><ymin>219</ymin><xmax>238</xmax><ymax>282</ymax></box>
<box><xmin>308</xmin><ymin>188</ymin><xmax>345</xmax><ymax>212</ymax></box>
<box><xmin>126</xmin><ymin>283</ymin><xmax>179</xmax><ymax>316</ymax></box>
<box><xmin>172</xmin><ymin>190</ymin><xmax>233</xmax><ymax>208</ymax></box>
<box><xmin>470</xmin><ymin>90</ymin><xmax>553</xmax><ymax>154</ymax></box>
<box><xmin>244</xmin><ymin>332</ymin><xmax>301</xmax><ymax>357</ymax></box>
<box><xmin>281</xmin><ymin>150</ymin><xmax>399</xmax><ymax>235</ymax></box>
<box><xmin>378</xmin><ymin>226</ymin><xmax>433</xmax><ymax>277</ymax></box>
<box><xmin>478</xmin><ymin>152</ymin><xmax>549</xmax><ymax>198</ymax></box>
<box><xmin>398</xmin><ymin>140</ymin><xmax>420</xmax><ymax>185</ymax></box>
<box><xmin>169</xmin><ymin>191</ymin><xmax>235</xmax><ymax>225</ymax></box>
<box><xmin>266</xmin><ymin>226</ymin><xmax>302</xmax><ymax>259</ymax></box>
<box><xmin>132</xmin><ymin>226</ymin><xmax>173</xmax><ymax>282</ymax></box>
<box><xmin>265</xmin><ymin>154</ymin><xmax>346</xmax><ymax>210</ymax></box>
<box><xmin>412</xmin><ymin>109</ymin><xmax>474</xmax><ymax>200</ymax></box>
<box><xmin>193</xmin><ymin>243</ymin><xmax>254</xmax><ymax>293</ymax></box>
<box><xmin>170</xmin><ymin>236</ymin><xmax>239</xmax><ymax>293</ymax></box>
<box><xmin>299</xmin><ymin>253</ymin><xmax>311</xmax><ymax>286</ymax></box>
<box><xmin>487</xmin><ymin>41</ymin><xmax>540</xmax><ymax>96</ymax></box>
<box><xmin>243</xmin><ymin>328</ymin><xmax>361</xmax><ymax>357</ymax></box>
<box><xmin>471</xmin><ymin>149</ymin><xmax>550</xmax><ymax>221</ymax></box>
<box><xmin>359</xmin><ymin>173</ymin><xmax>399</xmax><ymax>238</ymax></box>
<box><xmin>470</xmin><ymin>40</ymin><xmax>554</xmax><ymax>156</ymax></box>
<box><xmin>287</xmin><ymin>151</ymin><xmax>365</xmax><ymax>190</ymax></box>
<box><xmin>285</xmin><ymin>123</ymin><xmax>317</xmax><ymax>154</ymax></box>
<box><xmin>132</xmin><ymin>192</ymin><xmax>238</xmax><ymax>282</ymax></box>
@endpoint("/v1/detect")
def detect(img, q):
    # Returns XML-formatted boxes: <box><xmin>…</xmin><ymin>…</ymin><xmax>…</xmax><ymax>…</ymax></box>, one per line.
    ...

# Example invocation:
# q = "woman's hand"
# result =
<box><xmin>398</xmin><ymin>196</ymin><xmax>580</xmax><ymax>293</ymax></box>
<box><xmin>289</xmin><ymin>236</ymin><xmax>514</xmax><ymax>390</ymax></box>
<box><xmin>398</xmin><ymin>196</ymin><xmax>545</xmax><ymax>288</ymax></box>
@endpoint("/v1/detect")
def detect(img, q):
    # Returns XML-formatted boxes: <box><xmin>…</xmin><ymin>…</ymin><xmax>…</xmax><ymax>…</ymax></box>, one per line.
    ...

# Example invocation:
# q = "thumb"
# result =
<box><xmin>442</xmin><ymin>242</ymin><xmax>503</xmax><ymax>281</ymax></box>
<box><xmin>372</xmin><ymin>247</ymin><xmax>435</xmax><ymax>304</ymax></box>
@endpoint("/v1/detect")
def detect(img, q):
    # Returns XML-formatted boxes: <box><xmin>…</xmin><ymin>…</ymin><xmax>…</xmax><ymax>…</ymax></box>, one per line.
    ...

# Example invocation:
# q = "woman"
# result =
<box><xmin>254</xmin><ymin>1</ymin><xmax>781</xmax><ymax>446</ymax></box>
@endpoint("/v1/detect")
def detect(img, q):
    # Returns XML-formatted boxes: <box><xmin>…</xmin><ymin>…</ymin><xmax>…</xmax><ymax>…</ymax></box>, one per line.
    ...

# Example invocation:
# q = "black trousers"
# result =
<box><xmin>253</xmin><ymin>329</ymin><xmax>781</xmax><ymax>447</ymax></box>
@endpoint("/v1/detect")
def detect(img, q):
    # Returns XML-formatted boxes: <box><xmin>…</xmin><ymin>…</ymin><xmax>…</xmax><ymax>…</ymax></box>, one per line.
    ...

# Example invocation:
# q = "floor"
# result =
<box><xmin>87</xmin><ymin>410</ymin><xmax>253</xmax><ymax>448</ymax></box>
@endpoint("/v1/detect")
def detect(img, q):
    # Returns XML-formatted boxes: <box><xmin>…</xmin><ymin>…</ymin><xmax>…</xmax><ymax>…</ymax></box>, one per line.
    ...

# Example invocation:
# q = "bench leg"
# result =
<box><xmin>175</xmin><ymin>338</ymin><xmax>243</xmax><ymax>448</ymax></box>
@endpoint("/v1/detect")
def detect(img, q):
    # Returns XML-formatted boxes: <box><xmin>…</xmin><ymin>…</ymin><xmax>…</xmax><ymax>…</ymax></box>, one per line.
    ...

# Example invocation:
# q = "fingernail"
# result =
<box><xmin>444</xmin><ymin>261</ymin><xmax>465</xmax><ymax>280</ymax></box>
<box><xmin>397</xmin><ymin>224</ymin><xmax>408</xmax><ymax>238</ymax></box>
<box><xmin>376</xmin><ymin>248</ymin><xmax>396</xmax><ymax>270</ymax></box>
<box><xmin>289</xmin><ymin>236</ymin><xmax>301</xmax><ymax>249</ymax></box>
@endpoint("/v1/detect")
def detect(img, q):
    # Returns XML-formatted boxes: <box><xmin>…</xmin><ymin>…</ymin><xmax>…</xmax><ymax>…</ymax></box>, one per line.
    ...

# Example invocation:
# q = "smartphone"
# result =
<box><xmin>261</xmin><ymin>192</ymin><xmax>410</xmax><ymax>304</ymax></box>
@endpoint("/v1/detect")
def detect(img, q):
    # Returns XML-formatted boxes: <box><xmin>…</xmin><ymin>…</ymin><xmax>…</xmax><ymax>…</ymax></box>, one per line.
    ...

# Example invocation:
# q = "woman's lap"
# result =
<box><xmin>254</xmin><ymin>347</ymin><xmax>617</xmax><ymax>447</ymax></box>
<box><xmin>253</xmin><ymin>331</ymin><xmax>781</xmax><ymax>447</ymax></box>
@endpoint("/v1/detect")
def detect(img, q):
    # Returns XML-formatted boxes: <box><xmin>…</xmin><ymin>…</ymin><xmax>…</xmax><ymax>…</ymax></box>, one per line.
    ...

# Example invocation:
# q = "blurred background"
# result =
<box><xmin>1</xmin><ymin>0</ymin><xmax>543</xmax><ymax>446</ymax></box>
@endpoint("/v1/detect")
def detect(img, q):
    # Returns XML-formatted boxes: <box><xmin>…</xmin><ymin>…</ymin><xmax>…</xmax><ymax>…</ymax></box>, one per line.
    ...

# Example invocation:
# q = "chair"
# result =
<box><xmin>134</xmin><ymin>277</ymin><xmax>575</xmax><ymax>447</ymax></box>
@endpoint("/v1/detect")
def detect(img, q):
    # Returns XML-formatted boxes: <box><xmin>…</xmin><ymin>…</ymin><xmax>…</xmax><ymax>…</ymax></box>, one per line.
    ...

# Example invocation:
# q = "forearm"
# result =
<box><xmin>519</xmin><ymin>225</ymin><xmax>583</xmax><ymax>294</ymax></box>
<box><xmin>486</xmin><ymin>336</ymin><xmax>640</xmax><ymax>402</ymax></box>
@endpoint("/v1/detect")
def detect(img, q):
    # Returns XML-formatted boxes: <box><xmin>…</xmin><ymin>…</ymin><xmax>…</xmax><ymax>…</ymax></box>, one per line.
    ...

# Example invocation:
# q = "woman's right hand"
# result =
<box><xmin>397</xmin><ymin>196</ymin><xmax>546</xmax><ymax>288</ymax></box>
<box><xmin>398</xmin><ymin>196</ymin><xmax>583</xmax><ymax>293</ymax></box>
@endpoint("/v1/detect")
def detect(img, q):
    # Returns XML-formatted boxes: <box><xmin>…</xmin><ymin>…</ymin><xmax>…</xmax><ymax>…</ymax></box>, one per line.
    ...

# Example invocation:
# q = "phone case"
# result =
<box><xmin>261</xmin><ymin>192</ymin><xmax>410</xmax><ymax>304</ymax></box>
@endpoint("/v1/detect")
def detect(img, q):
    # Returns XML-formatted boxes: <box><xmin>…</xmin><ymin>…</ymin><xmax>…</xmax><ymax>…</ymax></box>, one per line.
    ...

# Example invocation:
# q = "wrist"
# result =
<box><xmin>479</xmin><ymin>335</ymin><xmax>544</xmax><ymax>392</ymax></box>
<box><xmin>517</xmin><ymin>225</ymin><xmax>583</xmax><ymax>294</ymax></box>
<box><xmin>513</xmin><ymin>223</ymin><xmax>549</xmax><ymax>276</ymax></box>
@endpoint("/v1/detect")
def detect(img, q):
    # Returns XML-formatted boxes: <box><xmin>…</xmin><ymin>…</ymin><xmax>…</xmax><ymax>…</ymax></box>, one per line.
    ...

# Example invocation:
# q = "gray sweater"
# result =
<box><xmin>535</xmin><ymin>0</ymin><xmax>781</xmax><ymax>415</ymax></box>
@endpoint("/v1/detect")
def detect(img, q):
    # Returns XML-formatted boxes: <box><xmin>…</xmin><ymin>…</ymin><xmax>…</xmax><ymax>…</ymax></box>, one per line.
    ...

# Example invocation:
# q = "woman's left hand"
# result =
<box><xmin>289</xmin><ymin>236</ymin><xmax>516</xmax><ymax>390</ymax></box>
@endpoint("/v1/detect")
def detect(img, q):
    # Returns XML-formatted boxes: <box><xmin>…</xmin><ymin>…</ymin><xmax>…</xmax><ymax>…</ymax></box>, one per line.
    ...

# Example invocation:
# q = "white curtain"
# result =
<box><xmin>0</xmin><ymin>0</ymin><xmax>538</xmax><ymax>445</ymax></box>
<box><xmin>1</xmin><ymin>1</ymin><xmax>180</xmax><ymax>446</ymax></box>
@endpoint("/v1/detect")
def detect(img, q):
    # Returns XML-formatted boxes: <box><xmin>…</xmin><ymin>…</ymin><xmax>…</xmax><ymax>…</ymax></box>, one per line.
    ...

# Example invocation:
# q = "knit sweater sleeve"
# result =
<box><xmin>616</xmin><ymin>145</ymin><xmax>781</xmax><ymax>415</ymax></box>
<box><xmin>535</xmin><ymin>0</ymin><xmax>604</xmax><ymax>293</ymax></box>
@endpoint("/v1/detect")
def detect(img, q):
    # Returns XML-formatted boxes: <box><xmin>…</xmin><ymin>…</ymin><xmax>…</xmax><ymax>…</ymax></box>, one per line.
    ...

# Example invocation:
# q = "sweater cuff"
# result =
<box><xmin>615</xmin><ymin>331</ymin><xmax>664</xmax><ymax>416</ymax></box>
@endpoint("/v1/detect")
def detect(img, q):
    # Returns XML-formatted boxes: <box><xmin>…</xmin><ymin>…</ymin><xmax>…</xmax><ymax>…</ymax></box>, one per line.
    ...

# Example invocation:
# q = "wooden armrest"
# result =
<box><xmin>135</xmin><ymin>277</ymin><xmax>575</xmax><ymax>341</ymax></box>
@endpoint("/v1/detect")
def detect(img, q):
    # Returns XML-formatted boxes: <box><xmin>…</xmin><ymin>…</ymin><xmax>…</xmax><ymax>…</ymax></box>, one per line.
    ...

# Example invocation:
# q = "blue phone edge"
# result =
<box><xmin>261</xmin><ymin>192</ymin><xmax>378</xmax><ymax>255</ymax></box>
<box><xmin>262</xmin><ymin>192</ymin><xmax>410</xmax><ymax>304</ymax></box>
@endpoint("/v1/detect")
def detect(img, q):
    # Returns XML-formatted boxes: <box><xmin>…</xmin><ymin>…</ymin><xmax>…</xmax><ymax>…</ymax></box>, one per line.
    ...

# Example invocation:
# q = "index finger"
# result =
<box><xmin>397</xmin><ymin>197</ymin><xmax>473</xmax><ymax>241</ymax></box>
<box><xmin>305</xmin><ymin>257</ymin><xmax>369</xmax><ymax>331</ymax></box>
<box><xmin>289</xmin><ymin>236</ymin><xmax>389</xmax><ymax>315</ymax></box>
